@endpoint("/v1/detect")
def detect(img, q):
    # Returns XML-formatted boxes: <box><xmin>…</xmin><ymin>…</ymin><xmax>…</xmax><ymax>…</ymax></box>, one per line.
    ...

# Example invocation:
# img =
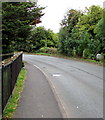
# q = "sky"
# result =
<box><xmin>36</xmin><ymin>0</ymin><xmax>104</xmax><ymax>33</ymax></box>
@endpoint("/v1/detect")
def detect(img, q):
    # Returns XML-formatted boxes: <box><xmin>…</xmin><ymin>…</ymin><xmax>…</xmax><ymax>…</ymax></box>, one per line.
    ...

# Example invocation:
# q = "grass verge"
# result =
<box><xmin>25</xmin><ymin>52</ymin><xmax>104</xmax><ymax>66</ymax></box>
<box><xmin>3</xmin><ymin>68</ymin><xmax>27</xmax><ymax>118</ymax></box>
<box><xmin>35</xmin><ymin>52</ymin><xmax>52</xmax><ymax>56</ymax></box>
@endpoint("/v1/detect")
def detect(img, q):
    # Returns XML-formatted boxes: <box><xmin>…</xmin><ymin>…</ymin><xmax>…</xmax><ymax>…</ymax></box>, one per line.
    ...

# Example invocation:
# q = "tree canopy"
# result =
<box><xmin>2</xmin><ymin>2</ymin><xmax>44</xmax><ymax>53</ymax></box>
<box><xmin>59</xmin><ymin>5</ymin><xmax>105</xmax><ymax>59</ymax></box>
<box><xmin>28</xmin><ymin>26</ymin><xmax>59</xmax><ymax>52</ymax></box>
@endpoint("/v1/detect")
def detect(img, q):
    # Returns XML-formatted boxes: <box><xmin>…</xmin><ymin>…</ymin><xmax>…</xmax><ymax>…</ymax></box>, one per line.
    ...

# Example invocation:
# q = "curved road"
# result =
<box><xmin>24</xmin><ymin>54</ymin><xmax>103</xmax><ymax>118</ymax></box>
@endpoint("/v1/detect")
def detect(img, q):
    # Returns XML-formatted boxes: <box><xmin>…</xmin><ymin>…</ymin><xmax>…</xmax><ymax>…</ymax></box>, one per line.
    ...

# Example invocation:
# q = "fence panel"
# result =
<box><xmin>2</xmin><ymin>64</ymin><xmax>11</xmax><ymax>111</ymax></box>
<box><xmin>2</xmin><ymin>53</ymin><xmax>22</xmax><ymax>113</ymax></box>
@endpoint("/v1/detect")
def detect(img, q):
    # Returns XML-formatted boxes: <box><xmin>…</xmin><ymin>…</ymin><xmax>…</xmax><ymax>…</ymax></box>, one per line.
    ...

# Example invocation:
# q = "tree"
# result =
<box><xmin>59</xmin><ymin>9</ymin><xmax>82</xmax><ymax>56</ymax></box>
<box><xmin>94</xmin><ymin>9</ymin><xmax>105</xmax><ymax>53</ymax></box>
<box><xmin>29</xmin><ymin>26</ymin><xmax>58</xmax><ymax>51</ymax></box>
<box><xmin>2</xmin><ymin>2</ymin><xmax>44</xmax><ymax>53</ymax></box>
<box><xmin>61</xmin><ymin>9</ymin><xmax>82</xmax><ymax>33</ymax></box>
<box><xmin>76</xmin><ymin>5</ymin><xmax>102</xmax><ymax>38</ymax></box>
<box><xmin>59</xmin><ymin>5</ymin><xmax>104</xmax><ymax>58</ymax></box>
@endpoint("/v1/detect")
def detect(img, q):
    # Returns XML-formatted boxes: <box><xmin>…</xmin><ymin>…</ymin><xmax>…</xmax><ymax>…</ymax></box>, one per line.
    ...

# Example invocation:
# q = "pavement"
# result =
<box><xmin>13</xmin><ymin>62</ymin><xmax>63</xmax><ymax>118</ymax></box>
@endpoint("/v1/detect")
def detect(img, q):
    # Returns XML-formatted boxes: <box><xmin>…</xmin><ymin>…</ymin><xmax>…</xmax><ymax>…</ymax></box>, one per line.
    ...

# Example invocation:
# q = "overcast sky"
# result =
<box><xmin>37</xmin><ymin>0</ymin><xmax>104</xmax><ymax>33</ymax></box>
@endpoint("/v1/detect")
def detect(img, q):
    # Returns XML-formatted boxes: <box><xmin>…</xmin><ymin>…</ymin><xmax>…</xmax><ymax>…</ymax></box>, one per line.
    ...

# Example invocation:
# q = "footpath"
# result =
<box><xmin>13</xmin><ymin>62</ymin><xmax>63</xmax><ymax>118</ymax></box>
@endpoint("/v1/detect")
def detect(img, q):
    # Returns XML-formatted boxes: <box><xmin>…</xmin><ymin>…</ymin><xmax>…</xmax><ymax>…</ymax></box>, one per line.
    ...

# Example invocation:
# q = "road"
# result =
<box><xmin>24</xmin><ymin>54</ymin><xmax>103</xmax><ymax>118</ymax></box>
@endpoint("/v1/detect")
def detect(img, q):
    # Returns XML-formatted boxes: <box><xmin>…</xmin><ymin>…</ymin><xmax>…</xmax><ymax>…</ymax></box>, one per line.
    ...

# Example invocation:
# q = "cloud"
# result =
<box><xmin>37</xmin><ymin>0</ymin><xmax>104</xmax><ymax>33</ymax></box>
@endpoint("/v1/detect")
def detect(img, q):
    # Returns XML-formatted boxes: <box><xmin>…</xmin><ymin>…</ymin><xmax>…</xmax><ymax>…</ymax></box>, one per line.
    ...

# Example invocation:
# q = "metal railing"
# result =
<box><xmin>1</xmin><ymin>53</ymin><xmax>14</xmax><ymax>61</ymax></box>
<box><xmin>1</xmin><ymin>52</ymin><xmax>23</xmax><ymax>113</ymax></box>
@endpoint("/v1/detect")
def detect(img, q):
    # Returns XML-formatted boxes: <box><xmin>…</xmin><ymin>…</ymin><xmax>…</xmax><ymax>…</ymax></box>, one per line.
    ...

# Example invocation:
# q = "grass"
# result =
<box><xmin>35</xmin><ymin>52</ymin><xmax>52</xmax><ymax>56</ymax></box>
<box><xmin>33</xmin><ymin>52</ymin><xmax>104</xmax><ymax>66</ymax></box>
<box><xmin>24</xmin><ymin>52</ymin><xmax>104</xmax><ymax>66</ymax></box>
<box><xmin>3</xmin><ymin>68</ymin><xmax>27</xmax><ymax>118</ymax></box>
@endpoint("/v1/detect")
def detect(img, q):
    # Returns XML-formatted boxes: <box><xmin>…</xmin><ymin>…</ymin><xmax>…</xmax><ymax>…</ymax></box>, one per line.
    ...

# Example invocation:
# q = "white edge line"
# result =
<box><xmin>33</xmin><ymin>64</ymin><xmax>68</xmax><ymax>118</ymax></box>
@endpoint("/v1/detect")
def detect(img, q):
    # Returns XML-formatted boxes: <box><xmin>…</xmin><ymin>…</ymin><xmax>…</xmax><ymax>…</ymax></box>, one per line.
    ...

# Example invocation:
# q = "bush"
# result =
<box><xmin>47</xmin><ymin>47</ymin><xmax>58</xmax><ymax>54</ymax></box>
<box><xmin>77</xmin><ymin>47</ymin><xmax>84</xmax><ymax>57</ymax></box>
<box><xmin>39</xmin><ymin>47</ymin><xmax>48</xmax><ymax>53</ymax></box>
<box><xmin>72</xmin><ymin>47</ymin><xmax>76</xmax><ymax>57</ymax></box>
<box><xmin>67</xmin><ymin>49</ymin><xmax>73</xmax><ymax>56</ymax></box>
<box><xmin>89</xmin><ymin>54</ymin><xmax>96</xmax><ymax>60</ymax></box>
<box><xmin>83</xmin><ymin>49</ymin><xmax>91</xmax><ymax>58</ymax></box>
<box><xmin>38</xmin><ymin>47</ymin><xmax>58</xmax><ymax>54</ymax></box>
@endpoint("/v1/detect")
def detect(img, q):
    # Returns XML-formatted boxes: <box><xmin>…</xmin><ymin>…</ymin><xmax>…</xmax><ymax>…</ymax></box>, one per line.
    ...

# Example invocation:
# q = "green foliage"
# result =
<box><xmin>2</xmin><ymin>2</ymin><xmax>44</xmax><ymax>53</ymax></box>
<box><xmin>38</xmin><ymin>47</ymin><xmax>48</xmax><ymax>53</ymax></box>
<box><xmin>94</xmin><ymin>17</ymin><xmax>105</xmax><ymax>53</ymax></box>
<box><xmin>29</xmin><ymin>26</ymin><xmax>59</xmax><ymax>51</ymax></box>
<box><xmin>83</xmin><ymin>49</ymin><xmax>91</xmax><ymax>58</ymax></box>
<box><xmin>87</xmin><ymin>39</ymin><xmax>100</xmax><ymax>54</ymax></box>
<box><xmin>37</xmin><ymin>47</ymin><xmax>57</xmax><ymax>54</ymax></box>
<box><xmin>76</xmin><ymin>5</ymin><xmax>102</xmax><ymax>37</ymax></box>
<box><xmin>61</xmin><ymin>9</ymin><xmax>82</xmax><ymax>32</ymax></box>
<box><xmin>72</xmin><ymin>47</ymin><xmax>76</xmax><ymax>57</ymax></box>
<box><xmin>58</xmin><ymin>5</ymin><xmax>104</xmax><ymax>60</ymax></box>
<box><xmin>46</xmin><ymin>47</ymin><xmax>57</xmax><ymax>54</ymax></box>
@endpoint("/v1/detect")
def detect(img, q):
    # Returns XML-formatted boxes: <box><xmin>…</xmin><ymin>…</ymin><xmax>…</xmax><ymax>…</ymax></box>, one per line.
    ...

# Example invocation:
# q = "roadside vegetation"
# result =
<box><xmin>3</xmin><ymin>68</ymin><xmax>27</xmax><ymax>118</ymax></box>
<box><xmin>26</xmin><ymin>52</ymin><xmax>103</xmax><ymax>66</ymax></box>
<box><xmin>2</xmin><ymin>3</ymin><xmax>105</xmax><ymax>63</ymax></box>
<box><xmin>58</xmin><ymin>6</ymin><xmax>105</xmax><ymax>61</ymax></box>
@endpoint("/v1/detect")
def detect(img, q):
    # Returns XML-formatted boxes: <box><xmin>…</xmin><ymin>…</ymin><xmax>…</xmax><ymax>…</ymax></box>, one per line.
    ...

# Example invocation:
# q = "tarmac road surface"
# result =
<box><xmin>23</xmin><ymin>54</ymin><xmax>104</xmax><ymax>118</ymax></box>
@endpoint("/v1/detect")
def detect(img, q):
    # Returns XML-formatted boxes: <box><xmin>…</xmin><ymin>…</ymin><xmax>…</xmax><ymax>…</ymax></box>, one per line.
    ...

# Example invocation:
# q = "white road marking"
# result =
<box><xmin>32</xmin><ymin>64</ymin><xmax>67</xmax><ymax>118</ymax></box>
<box><xmin>33</xmin><ymin>64</ymin><xmax>42</xmax><ymax>71</ymax></box>
<box><xmin>53</xmin><ymin>74</ymin><xmax>61</xmax><ymax>77</ymax></box>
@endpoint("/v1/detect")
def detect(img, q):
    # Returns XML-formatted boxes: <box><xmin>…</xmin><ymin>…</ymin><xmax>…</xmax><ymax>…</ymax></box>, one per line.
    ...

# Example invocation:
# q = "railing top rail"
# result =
<box><xmin>0</xmin><ymin>52</ymin><xmax>14</xmax><ymax>57</ymax></box>
<box><xmin>0</xmin><ymin>52</ymin><xmax>23</xmax><ymax>67</ymax></box>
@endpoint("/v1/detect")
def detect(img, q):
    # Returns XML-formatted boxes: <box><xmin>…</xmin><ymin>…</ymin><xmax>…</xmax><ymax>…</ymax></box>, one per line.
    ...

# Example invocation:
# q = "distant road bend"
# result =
<box><xmin>24</xmin><ymin>54</ymin><xmax>103</xmax><ymax>118</ymax></box>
